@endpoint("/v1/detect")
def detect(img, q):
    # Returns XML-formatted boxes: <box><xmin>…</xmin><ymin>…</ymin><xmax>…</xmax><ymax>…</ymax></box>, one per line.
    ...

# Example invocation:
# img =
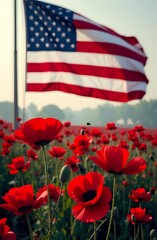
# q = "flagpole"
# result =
<box><xmin>14</xmin><ymin>0</ymin><xmax>18</xmax><ymax>129</ymax></box>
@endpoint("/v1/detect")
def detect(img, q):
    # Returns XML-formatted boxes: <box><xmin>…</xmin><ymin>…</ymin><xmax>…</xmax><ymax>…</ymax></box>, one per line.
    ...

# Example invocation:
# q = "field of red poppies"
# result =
<box><xmin>0</xmin><ymin>118</ymin><xmax>157</xmax><ymax>240</ymax></box>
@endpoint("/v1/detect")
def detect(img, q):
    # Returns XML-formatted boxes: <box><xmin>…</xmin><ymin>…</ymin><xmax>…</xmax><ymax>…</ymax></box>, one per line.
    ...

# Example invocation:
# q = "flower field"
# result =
<box><xmin>0</xmin><ymin>118</ymin><xmax>157</xmax><ymax>240</ymax></box>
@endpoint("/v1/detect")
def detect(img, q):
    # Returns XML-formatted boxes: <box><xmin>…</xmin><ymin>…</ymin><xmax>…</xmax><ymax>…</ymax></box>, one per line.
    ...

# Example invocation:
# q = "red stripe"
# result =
<box><xmin>26</xmin><ymin>82</ymin><xmax>146</xmax><ymax>102</ymax></box>
<box><xmin>74</xmin><ymin>19</ymin><xmax>146</xmax><ymax>54</ymax></box>
<box><xmin>77</xmin><ymin>42</ymin><xmax>146</xmax><ymax>64</ymax></box>
<box><xmin>27</xmin><ymin>62</ymin><xmax>148</xmax><ymax>83</ymax></box>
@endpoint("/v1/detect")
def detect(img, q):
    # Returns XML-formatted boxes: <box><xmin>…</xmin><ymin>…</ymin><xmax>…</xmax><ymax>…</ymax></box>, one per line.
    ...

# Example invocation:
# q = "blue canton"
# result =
<box><xmin>24</xmin><ymin>0</ymin><xmax>76</xmax><ymax>51</ymax></box>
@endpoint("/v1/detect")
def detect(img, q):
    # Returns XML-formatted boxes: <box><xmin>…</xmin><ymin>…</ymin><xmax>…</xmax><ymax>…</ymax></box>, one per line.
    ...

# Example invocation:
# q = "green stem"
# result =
<box><xmin>70</xmin><ymin>218</ymin><xmax>77</xmax><ymax>237</ymax></box>
<box><xmin>26</xmin><ymin>213</ymin><xmax>34</xmax><ymax>240</ymax></box>
<box><xmin>52</xmin><ymin>183</ymin><xmax>64</xmax><ymax>218</ymax></box>
<box><xmin>88</xmin><ymin>219</ymin><xmax>107</xmax><ymax>240</ymax></box>
<box><xmin>140</xmin><ymin>223</ymin><xmax>144</xmax><ymax>240</ymax></box>
<box><xmin>42</xmin><ymin>146</ymin><xmax>52</xmax><ymax>240</ymax></box>
<box><xmin>94</xmin><ymin>222</ymin><xmax>96</xmax><ymax>240</ymax></box>
<box><xmin>106</xmin><ymin>175</ymin><xmax>116</xmax><ymax>240</ymax></box>
<box><xmin>34</xmin><ymin>210</ymin><xmax>48</xmax><ymax>230</ymax></box>
<box><xmin>113</xmin><ymin>219</ymin><xmax>116</xmax><ymax>240</ymax></box>
<box><xmin>19</xmin><ymin>171</ymin><xmax>24</xmax><ymax>186</ymax></box>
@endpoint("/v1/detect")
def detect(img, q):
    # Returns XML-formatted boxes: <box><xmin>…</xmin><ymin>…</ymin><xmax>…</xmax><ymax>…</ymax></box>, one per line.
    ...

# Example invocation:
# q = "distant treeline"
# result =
<box><xmin>0</xmin><ymin>99</ymin><xmax>157</xmax><ymax>127</ymax></box>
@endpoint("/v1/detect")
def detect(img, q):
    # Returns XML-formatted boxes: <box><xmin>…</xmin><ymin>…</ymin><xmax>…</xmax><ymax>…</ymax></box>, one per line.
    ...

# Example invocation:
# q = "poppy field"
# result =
<box><xmin>0</xmin><ymin>118</ymin><xmax>157</xmax><ymax>240</ymax></box>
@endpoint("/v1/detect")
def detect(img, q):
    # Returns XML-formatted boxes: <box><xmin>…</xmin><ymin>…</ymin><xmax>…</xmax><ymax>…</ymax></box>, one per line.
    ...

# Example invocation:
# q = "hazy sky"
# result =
<box><xmin>0</xmin><ymin>0</ymin><xmax>157</xmax><ymax>111</ymax></box>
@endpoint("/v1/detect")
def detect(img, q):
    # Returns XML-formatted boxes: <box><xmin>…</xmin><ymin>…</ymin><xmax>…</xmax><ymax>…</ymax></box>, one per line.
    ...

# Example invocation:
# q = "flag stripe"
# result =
<box><xmin>77</xmin><ymin>42</ymin><xmax>146</xmax><ymax>64</ymax></box>
<box><xmin>27</xmin><ymin>82</ymin><xmax>146</xmax><ymax>102</ymax></box>
<box><xmin>26</xmin><ymin>71</ymin><xmax>147</xmax><ymax>93</ymax></box>
<box><xmin>27</xmin><ymin>52</ymin><xmax>145</xmax><ymax>73</ymax></box>
<box><xmin>27</xmin><ymin>62</ymin><xmax>148</xmax><ymax>82</ymax></box>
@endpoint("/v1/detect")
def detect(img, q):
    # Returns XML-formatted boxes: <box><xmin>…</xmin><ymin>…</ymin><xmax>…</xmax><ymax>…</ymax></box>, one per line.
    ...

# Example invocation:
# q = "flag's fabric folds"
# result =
<box><xmin>24</xmin><ymin>0</ymin><xmax>149</xmax><ymax>102</ymax></box>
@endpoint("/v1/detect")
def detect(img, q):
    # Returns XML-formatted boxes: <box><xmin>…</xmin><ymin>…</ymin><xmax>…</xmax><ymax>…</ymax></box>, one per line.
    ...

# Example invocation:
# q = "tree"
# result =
<box><xmin>37</xmin><ymin>104</ymin><xmax>65</xmax><ymax>120</ymax></box>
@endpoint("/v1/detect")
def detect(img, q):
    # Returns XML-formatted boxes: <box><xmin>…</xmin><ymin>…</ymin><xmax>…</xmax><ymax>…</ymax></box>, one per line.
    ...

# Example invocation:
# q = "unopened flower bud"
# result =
<box><xmin>150</xmin><ymin>229</ymin><xmax>157</xmax><ymax>239</ymax></box>
<box><xmin>149</xmin><ymin>154</ymin><xmax>155</xmax><ymax>161</ymax></box>
<box><xmin>59</xmin><ymin>165</ymin><xmax>71</xmax><ymax>183</ymax></box>
<box><xmin>131</xmin><ymin>214</ymin><xmax>136</xmax><ymax>222</ymax></box>
<box><xmin>76</xmin><ymin>162</ymin><xmax>86</xmax><ymax>174</ymax></box>
<box><xmin>113</xmin><ymin>206</ymin><xmax>119</xmax><ymax>218</ymax></box>
<box><xmin>80</xmin><ymin>128</ymin><xmax>85</xmax><ymax>136</ymax></box>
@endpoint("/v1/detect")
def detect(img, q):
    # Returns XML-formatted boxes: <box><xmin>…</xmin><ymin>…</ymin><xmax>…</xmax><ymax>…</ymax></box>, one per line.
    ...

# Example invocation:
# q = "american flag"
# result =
<box><xmin>24</xmin><ymin>0</ymin><xmax>149</xmax><ymax>102</ymax></box>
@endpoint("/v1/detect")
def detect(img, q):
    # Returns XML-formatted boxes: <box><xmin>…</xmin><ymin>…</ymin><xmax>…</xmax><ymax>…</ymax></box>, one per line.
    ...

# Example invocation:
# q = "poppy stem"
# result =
<box><xmin>19</xmin><ymin>171</ymin><xmax>24</xmax><ymax>185</ymax></box>
<box><xmin>106</xmin><ymin>175</ymin><xmax>116</xmax><ymax>240</ymax></box>
<box><xmin>42</xmin><ymin>146</ymin><xmax>52</xmax><ymax>240</ymax></box>
<box><xmin>88</xmin><ymin>218</ymin><xmax>107</xmax><ymax>240</ymax></box>
<box><xmin>94</xmin><ymin>221</ymin><xmax>97</xmax><ymax>240</ymax></box>
<box><xmin>26</xmin><ymin>213</ymin><xmax>34</xmax><ymax>240</ymax></box>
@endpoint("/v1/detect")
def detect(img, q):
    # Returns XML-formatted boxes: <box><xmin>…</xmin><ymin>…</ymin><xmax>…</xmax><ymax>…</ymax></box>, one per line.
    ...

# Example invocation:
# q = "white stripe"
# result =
<box><xmin>76</xmin><ymin>30</ymin><xmax>146</xmax><ymax>58</ymax></box>
<box><xmin>27</xmin><ymin>71</ymin><xmax>146</xmax><ymax>93</ymax></box>
<box><xmin>74</xmin><ymin>14</ymin><xmax>109</xmax><ymax>31</ymax></box>
<box><xmin>27</xmin><ymin>51</ymin><xmax>145</xmax><ymax>73</ymax></box>
<box><xmin>74</xmin><ymin>14</ymin><xmax>146</xmax><ymax>57</ymax></box>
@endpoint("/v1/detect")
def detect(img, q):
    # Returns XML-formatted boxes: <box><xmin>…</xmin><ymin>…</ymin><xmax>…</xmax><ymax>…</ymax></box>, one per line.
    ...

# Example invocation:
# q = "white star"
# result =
<box><xmin>35</xmin><ymin>32</ymin><xmax>39</xmax><ymax>37</ymax></box>
<box><xmin>29</xmin><ymin>16</ymin><xmax>34</xmax><ymax>20</ymax></box>
<box><xmin>45</xmin><ymin>43</ymin><xmax>50</xmax><ymax>47</ymax></box>
<box><xmin>61</xmin><ymin>22</ymin><xmax>65</xmax><ymax>26</ymax></box>
<box><xmin>71</xmin><ymin>44</ymin><xmax>75</xmax><ymax>48</ymax></box>
<box><xmin>34</xmin><ymin>21</ymin><xmax>39</xmax><ymax>26</ymax></box>
<box><xmin>40</xmin><ymin>38</ymin><xmax>45</xmax><ymax>42</ymax></box>
<box><xmin>66</xmin><ymin>38</ymin><xmax>71</xmax><ymax>43</ymax></box>
<box><xmin>48</xmin><ymin>27</ymin><xmax>52</xmax><ymax>31</ymax></box>
<box><xmin>65</xmin><ymin>16</ymin><xmax>69</xmax><ymax>20</ymax></box>
<box><xmin>30</xmin><ymin>38</ymin><xmax>35</xmax><ymax>42</ymax></box>
<box><xmin>40</xmin><ymin>27</ymin><xmax>44</xmax><ymax>31</ymax></box>
<box><xmin>67</xmin><ymin>27</ymin><xmax>72</xmax><ymax>32</ymax></box>
<box><xmin>36</xmin><ymin>43</ymin><xmax>40</xmax><ymax>48</ymax></box>
<box><xmin>39</xmin><ymin>16</ymin><xmax>43</xmax><ymax>20</ymax></box>
<box><xmin>54</xmin><ymin>43</ymin><xmax>57</xmax><ymax>48</ymax></box>
<box><xmin>52</xmin><ymin>22</ymin><xmax>56</xmax><ymax>26</ymax></box>
<box><xmin>52</xmin><ymin>32</ymin><xmax>56</xmax><ymax>37</ymax></box>
<box><xmin>57</xmin><ymin>27</ymin><xmax>61</xmax><ymax>32</ymax></box>
<box><xmin>44</xmin><ymin>22</ymin><xmax>48</xmax><ymax>26</ymax></box>
<box><xmin>30</xmin><ymin>27</ymin><xmax>34</xmax><ymax>31</ymax></box>
<box><xmin>47</xmin><ymin>16</ymin><xmax>51</xmax><ymax>21</ymax></box>
<box><xmin>60</xmin><ymin>43</ymin><xmax>65</xmax><ymax>48</ymax></box>
<box><xmin>34</xmin><ymin>10</ymin><xmax>38</xmax><ymax>15</ymax></box>
<box><xmin>61</xmin><ymin>32</ymin><xmax>66</xmax><ymax>37</ymax></box>
<box><xmin>55</xmin><ymin>38</ymin><xmax>60</xmax><ymax>42</ymax></box>
<box><xmin>45</xmin><ymin>32</ymin><xmax>49</xmax><ymax>36</ymax></box>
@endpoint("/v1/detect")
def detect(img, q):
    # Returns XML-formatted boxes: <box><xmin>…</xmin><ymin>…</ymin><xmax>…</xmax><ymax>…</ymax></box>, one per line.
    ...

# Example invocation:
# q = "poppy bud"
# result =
<box><xmin>80</xmin><ymin>129</ymin><xmax>85</xmax><ymax>136</ymax></box>
<box><xmin>113</xmin><ymin>206</ymin><xmax>119</xmax><ymax>218</ymax></box>
<box><xmin>76</xmin><ymin>162</ymin><xmax>86</xmax><ymax>174</ymax></box>
<box><xmin>150</xmin><ymin>229</ymin><xmax>157</xmax><ymax>239</ymax></box>
<box><xmin>149</xmin><ymin>154</ymin><xmax>155</xmax><ymax>161</ymax></box>
<box><xmin>59</xmin><ymin>165</ymin><xmax>71</xmax><ymax>183</ymax></box>
<box><xmin>131</xmin><ymin>214</ymin><xmax>136</xmax><ymax>222</ymax></box>
<box><xmin>52</xmin><ymin>176</ymin><xmax>57</xmax><ymax>183</ymax></box>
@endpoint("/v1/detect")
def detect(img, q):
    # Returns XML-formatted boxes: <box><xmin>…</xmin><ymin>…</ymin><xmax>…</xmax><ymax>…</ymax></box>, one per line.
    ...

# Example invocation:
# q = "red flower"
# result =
<box><xmin>26</xmin><ymin>149</ymin><xmax>38</xmax><ymax>161</ymax></box>
<box><xmin>48</xmin><ymin>146</ymin><xmax>66</xmax><ymax>158</ymax></box>
<box><xmin>106</xmin><ymin>122</ymin><xmax>117</xmax><ymax>130</ymax></box>
<box><xmin>89</xmin><ymin>146</ymin><xmax>146</xmax><ymax>175</ymax></box>
<box><xmin>73</xmin><ymin>134</ymin><xmax>92</xmax><ymax>155</ymax></box>
<box><xmin>0</xmin><ymin>185</ymin><xmax>46</xmax><ymax>216</ymax></box>
<box><xmin>129</xmin><ymin>188</ymin><xmax>151</xmax><ymax>202</ymax></box>
<box><xmin>7</xmin><ymin>156</ymin><xmax>30</xmax><ymax>174</ymax></box>
<box><xmin>133</xmin><ymin>125</ymin><xmax>145</xmax><ymax>132</ymax></box>
<box><xmin>0</xmin><ymin>218</ymin><xmax>16</xmax><ymax>240</ymax></box>
<box><xmin>15</xmin><ymin>118</ymin><xmax>63</xmax><ymax>146</ymax></box>
<box><xmin>127</xmin><ymin>207</ymin><xmax>152</xmax><ymax>224</ymax></box>
<box><xmin>67</xmin><ymin>171</ymin><xmax>112</xmax><ymax>223</ymax></box>
<box><xmin>91</xmin><ymin>128</ymin><xmax>102</xmax><ymax>138</ymax></box>
<box><xmin>36</xmin><ymin>184</ymin><xmax>64</xmax><ymax>204</ymax></box>
<box><xmin>65</xmin><ymin>155</ymin><xmax>81</xmax><ymax>172</ymax></box>
<box><xmin>63</xmin><ymin>121</ymin><xmax>71</xmax><ymax>127</ymax></box>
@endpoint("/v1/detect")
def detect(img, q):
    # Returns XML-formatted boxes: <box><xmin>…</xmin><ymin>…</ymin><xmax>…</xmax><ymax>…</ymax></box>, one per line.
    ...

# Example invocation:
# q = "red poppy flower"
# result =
<box><xmin>133</xmin><ymin>125</ymin><xmax>145</xmax><ymax>132</ymax></box>
<box><xmin>100</xmin><ymin>135</ymin><xmax>109</xmax><ymax>145</ymax></box>
<box><xmin>26</xmin><ymin>149</ymin><xmax>38</xmax><ymax>161</ymax></box>
<box><xmin>3</xmin><ymin>135</ymin><xmax>16</xmax><ymax>146</ymax></box>
<box><xmin>14</xmin><ymin>118</ymin><xmax>63</xmax><ymax>146</ymax></box>
<box><xmin>7</xmin><ymin>156</ymin><xmax>30</xmax><ymax>174</ymax></box>
<box><xmin>138</xmin><ymin>143</ymin><xmax>147</xmax><ymax>151</ymax></box>
<box><xmin>106</xmin><ymin>122</ymin><xmax>117</xmax><ymax>130</ymax></box>
<box><xmin>48</xmin><ymin>146</ymin><xmax>66</xmax><ymax>158</ymax></box>
<box><xmin>1</xmin><ymin>148</ymin><xmax>10</xmax><ymax>157</ymax></box>
<box><xmin>129</xmin><ymin>188</ymin><xmax>151</xmax><ymax>202</ymax></box>
<box><xmin>0</xmin><ymin>131</ymin><xmax>4</xmax><ymax>139</ymax></box>
<box><xmin>67</xmin><ymin>171</ymin><xmax>112</xmax><ymax>223</ymax></box>
<box><xmin>0</xmin><ymin>185</ymin><xmax>46</xmax><ymax>216</ymax></box>
<box><xmin>63</xmin><ymin>121</ymin><xmax>71</xmax><ymax>127</ymax></box>
<box><xmin>127</xmin><ymin>207</ymin><xmax>152</xmax><ymax>224</ymax></box>
<box><xmin>91</xmin><ymin>128</ymin><xmax>102</xmax><ymax>138</ymax></box>
<box><xmin>0</xmin><ymin>218</ymin><xmax>16</xmax><ymax>240</ymax></box>
<box><xmin>89</xmin><ymin>146</ymin><xmax>146</xmax><ymax>175</ymax></box>
<box><xmin>36</xmin><ymin>184</ymin><xmax>64</xmax><ymax>204</ymax></box>
<box><xmin>65</xmin><ymin>155</ymin><xmax>81</xmax><ymax>172</ymax></box>
<box><xmin>73</xmin><ymin>135</ymin><xmax>92</xmax><ymax>155</ymax></box>
<box><xmin>118</xmin><ymin>140</ymin><xmax>129</xmax><ymax>149</ymax></box>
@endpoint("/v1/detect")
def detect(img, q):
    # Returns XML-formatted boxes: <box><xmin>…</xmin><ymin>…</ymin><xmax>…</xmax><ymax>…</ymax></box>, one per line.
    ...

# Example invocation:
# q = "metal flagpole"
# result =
<box><xmin>14</xmin><ymin>0</ymin><xmax>18</xmax><ymax>129</ymax></box>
